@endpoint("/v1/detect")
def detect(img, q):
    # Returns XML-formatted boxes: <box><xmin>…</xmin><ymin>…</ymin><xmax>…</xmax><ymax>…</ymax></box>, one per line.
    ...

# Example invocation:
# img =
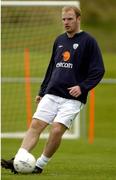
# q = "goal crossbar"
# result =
<box><xmin>1</xmin><ymin>1</ymin><xmax>80</xmax><ymax>7</ymax></box>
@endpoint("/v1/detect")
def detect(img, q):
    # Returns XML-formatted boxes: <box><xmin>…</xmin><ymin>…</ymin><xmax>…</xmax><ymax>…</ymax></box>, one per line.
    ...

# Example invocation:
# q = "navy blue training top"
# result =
<box><xmin>39</xmin><ymin>31</ymin><xmax>105</xmax><ymax>104</ymax></box>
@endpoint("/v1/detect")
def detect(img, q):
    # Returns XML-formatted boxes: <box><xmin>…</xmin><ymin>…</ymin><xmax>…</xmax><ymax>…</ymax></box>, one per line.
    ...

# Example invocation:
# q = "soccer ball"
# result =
<box><xmin>13</xmin><ymin>152</ymin><xmax>36</xmax><ymax>173</ymax></box>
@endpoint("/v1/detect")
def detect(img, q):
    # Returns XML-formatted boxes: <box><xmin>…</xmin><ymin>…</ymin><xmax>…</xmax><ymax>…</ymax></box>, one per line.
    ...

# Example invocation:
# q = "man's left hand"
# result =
<box><xmin>68</xmin><ymin>85</ymin><xmax>82</xmax><ymax>97</ymax></box>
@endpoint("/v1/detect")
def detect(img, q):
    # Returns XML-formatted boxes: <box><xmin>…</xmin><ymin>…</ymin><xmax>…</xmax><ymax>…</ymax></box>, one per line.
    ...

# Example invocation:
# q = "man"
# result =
<box><xmin>1</xmin><ymin>6</ymin><xmax>105</xmax><ymax>174</ymax></box>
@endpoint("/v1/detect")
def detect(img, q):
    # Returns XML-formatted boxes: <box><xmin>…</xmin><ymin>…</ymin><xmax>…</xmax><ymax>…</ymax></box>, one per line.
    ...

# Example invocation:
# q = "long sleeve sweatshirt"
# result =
<box><xmin>39</xmin><ymin>31</ymin><xmax>105</xmax><ymax>104</ymax></box>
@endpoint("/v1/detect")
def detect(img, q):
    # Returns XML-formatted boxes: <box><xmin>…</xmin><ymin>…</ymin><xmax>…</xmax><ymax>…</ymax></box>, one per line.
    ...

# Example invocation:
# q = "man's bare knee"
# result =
<box><xmin>30</xmin><ymin>119</ymin><xmax>48</xmax><ymax>134</ymax></box>
<box><xmin>51</xmin><ymin>123</ymin><xmax>67</xmax><ymax>137</ymax></box>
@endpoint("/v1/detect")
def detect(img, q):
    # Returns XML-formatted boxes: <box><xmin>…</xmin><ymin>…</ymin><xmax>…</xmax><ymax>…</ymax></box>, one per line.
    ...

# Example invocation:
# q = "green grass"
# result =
<box><xmin>1</xmin><ymin>138</ymin><xmax>116</xmax><ymax>180</ymax></box>
<box><xmin>103</xmin><ymin>53</ymin><xmax>116</xmax><ymax>78</ymax></box>
<box><xmin>95</xmin><ymin>84</ymin><xmax>116</xmax><ymax>138</ymax></box>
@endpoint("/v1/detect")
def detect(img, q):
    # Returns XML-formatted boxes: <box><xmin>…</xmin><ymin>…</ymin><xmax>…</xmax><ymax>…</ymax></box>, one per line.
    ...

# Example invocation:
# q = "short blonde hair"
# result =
<box><xmin>62</xmin><ymin>6</ymin><xmax>81</xmax><ymax>17</ymax></box>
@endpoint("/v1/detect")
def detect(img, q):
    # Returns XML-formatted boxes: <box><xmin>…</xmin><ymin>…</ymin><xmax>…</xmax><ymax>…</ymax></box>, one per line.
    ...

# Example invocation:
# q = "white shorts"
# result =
<box><xmin>33</xmin><ymin>94</ymin><xmax>83</xmax><ymax>128</ymax></box>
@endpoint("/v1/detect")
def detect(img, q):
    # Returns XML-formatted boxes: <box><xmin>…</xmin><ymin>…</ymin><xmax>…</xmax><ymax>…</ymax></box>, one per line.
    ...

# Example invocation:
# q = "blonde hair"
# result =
<box><xmin>62</xmin><ymin>6</ymin><xmax>81</xmax><ymax>17</ymax></box>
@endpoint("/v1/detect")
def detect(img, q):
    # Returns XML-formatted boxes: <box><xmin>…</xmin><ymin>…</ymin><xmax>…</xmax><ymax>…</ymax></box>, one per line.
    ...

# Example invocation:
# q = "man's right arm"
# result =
<box><xmin>38</xmin><ymin>56</ymin><xmax>55</xmax><ymax>97</ymax></box>
<box><xmin>38</xmin><ymin>41</ymin><xmax>56</xmax><ymax>97</ymax></box>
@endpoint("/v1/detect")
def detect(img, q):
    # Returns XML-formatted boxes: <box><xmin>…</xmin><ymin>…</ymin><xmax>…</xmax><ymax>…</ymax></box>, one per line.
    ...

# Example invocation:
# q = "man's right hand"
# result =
<box><xmin>35</xmin><ymin>96</ymin><xmax>42</xmax><ymax>104</ymax></box>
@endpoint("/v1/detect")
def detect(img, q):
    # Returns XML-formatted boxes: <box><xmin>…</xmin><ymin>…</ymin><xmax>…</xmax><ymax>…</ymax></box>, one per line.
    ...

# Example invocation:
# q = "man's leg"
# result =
<box><xmin>1</xmin><ymin>118</ymin><xmax>48</xmax><ymax>174</ymax></box>
<box><xmin>21</xmin><ymin>118</ymin><xmax>48</xmax><ymax>151</ymax></box>
<box><xmin>35</xmin><ymin>122</ymin><xmax>67</xmax><ymax>170</ymax></box>
<box><xmin>43</xmin><ymin>122</ymin><xmax>67</xmax><ymax>157</ymax></box>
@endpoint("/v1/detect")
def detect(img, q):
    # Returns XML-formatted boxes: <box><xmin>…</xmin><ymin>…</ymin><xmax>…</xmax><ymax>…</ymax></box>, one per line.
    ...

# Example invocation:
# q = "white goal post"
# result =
<box><xmin>1</xmin><ymin>1</ymin><xmax>81</xmax><ymax>139</ymax></box>
<box><xmin>1</xmin><ymin>1</ymin><xmax>80</xmax><ymax>7</ymax></box>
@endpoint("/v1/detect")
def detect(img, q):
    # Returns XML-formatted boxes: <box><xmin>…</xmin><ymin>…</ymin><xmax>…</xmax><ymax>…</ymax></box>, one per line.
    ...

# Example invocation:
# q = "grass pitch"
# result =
<box><xmin>1</xmin><ymin>138</ymin><xmax>116</xmax><ymax>180</ymax></box>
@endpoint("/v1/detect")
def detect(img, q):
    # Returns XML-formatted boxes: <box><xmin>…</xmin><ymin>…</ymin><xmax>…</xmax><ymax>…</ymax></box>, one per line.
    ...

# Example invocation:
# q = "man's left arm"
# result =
<box><xmin>78</xmin><ymin>38</ymin><xmax>105</xmax><ymax>94</ymax></box>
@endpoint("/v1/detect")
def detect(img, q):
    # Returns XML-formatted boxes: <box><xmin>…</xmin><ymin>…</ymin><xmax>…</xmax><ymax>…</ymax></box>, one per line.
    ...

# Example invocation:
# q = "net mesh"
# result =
<box><xmin>1</xmin><ymin>3</ymin><xmax>80</xmax><ymax>138</ymax></box>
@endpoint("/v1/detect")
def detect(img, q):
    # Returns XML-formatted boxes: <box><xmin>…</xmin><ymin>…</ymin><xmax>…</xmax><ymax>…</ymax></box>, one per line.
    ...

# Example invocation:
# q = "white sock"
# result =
<box><xmin>16</xmin><ymin>148</ymin><xmax>28</xmax><ymax>157</ymax></box>
<box><xmin>36</xmin><ymin>154</ymin><xmax>51</xmax><ymax>169</ymax></box>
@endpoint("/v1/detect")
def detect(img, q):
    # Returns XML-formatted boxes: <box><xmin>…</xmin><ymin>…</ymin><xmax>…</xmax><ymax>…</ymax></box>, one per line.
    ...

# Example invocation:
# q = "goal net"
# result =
<box><xmin>1</xmin><ymin>1</ymin><xmax>81</xmax><ymax>139</ymax></box>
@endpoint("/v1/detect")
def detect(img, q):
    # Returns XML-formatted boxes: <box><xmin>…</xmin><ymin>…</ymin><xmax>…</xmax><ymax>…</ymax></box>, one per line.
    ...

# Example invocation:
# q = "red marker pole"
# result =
<box><xmin>89</xmin><ymin>89</ymin><xmax>95</xmax><ymax>144</ymax></box>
